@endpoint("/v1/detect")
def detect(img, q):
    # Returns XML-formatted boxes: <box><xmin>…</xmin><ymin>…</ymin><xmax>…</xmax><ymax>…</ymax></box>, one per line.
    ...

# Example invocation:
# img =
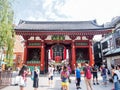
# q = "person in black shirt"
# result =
<box><xmin>33</xmin><ymin>66</ymin><xmax>39</xmax><ymax>90</ymax></box>
<box><xmin>92</xmin><ymin>64</ymin><xmax>99</xmax><ymax>85</ymax></box>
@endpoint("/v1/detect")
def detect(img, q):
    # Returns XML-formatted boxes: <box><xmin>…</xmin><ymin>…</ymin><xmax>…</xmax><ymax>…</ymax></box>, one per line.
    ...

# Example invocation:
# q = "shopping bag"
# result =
<box><xmin>15</xmin><ymin>76</ymin><xmax>20</xmax><ymax>85</ymax></box>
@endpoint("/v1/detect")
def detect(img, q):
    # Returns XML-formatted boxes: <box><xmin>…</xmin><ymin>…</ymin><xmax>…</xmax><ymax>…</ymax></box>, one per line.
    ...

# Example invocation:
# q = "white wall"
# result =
<box><xmin>106</xmin><ymin>55</ymin><xmax>120</xmax><ymax>69</ymax></box>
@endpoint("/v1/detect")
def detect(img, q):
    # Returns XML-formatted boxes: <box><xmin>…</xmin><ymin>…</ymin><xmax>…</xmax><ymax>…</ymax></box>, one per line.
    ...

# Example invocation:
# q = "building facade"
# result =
<box><xmin>103</xmin><ymin>17</ymin><xmax>120</xmax><ymax>69</ymax></box>
<box><xmin>15</xmin><ymin>20</ymin><xmax>112</xmax><ymax>73</ymax></box>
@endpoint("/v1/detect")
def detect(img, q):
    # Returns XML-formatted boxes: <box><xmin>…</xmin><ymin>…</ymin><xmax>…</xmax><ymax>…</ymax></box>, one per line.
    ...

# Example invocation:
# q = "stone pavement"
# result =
<box><xmin>2</xmin><ymin>73</ymin><xmax>113</xmax><ymax>90</ymax></box>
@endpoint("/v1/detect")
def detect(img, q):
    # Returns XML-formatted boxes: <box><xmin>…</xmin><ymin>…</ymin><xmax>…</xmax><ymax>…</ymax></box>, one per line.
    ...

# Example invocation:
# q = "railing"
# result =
<box><xmin>0</xmin><ymin>71</ymin><xmax>12</xmax><ymax>89</ymax></box>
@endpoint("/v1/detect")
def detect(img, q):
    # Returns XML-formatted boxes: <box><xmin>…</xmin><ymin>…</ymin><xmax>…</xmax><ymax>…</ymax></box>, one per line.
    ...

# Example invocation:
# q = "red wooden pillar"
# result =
<box><xmin>89</xmin><ymin>40</ymin><xmax>94</xmax><ymax>66</ymax></box>
<box><xmin>23</xmin><ymin>41</ymin><xmax>27</xmax><ymax>65</ymax></box>
<box><xmin>40</xmin><ymin>41</ymin><xmax>45</xmax><ymax>74</ymax></box>
<box><xmin>71</xmin><ymin>40</ymin><xmax>76</xmax><ymax>71</ymax></box>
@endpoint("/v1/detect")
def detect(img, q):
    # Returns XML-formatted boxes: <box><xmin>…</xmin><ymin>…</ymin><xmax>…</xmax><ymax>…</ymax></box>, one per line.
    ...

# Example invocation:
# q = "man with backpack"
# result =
<box><xmin>83</xmin><ymin>61</ymin><xmax>93</xmax><ymax>90</ymax></box>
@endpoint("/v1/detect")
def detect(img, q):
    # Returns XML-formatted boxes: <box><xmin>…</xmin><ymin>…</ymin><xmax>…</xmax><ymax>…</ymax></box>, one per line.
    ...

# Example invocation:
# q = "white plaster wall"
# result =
<box><xmin>65</xmin><ymin>35</ymin><xmax>71</xmax><ymax>40</ymax></box>
<box><xmin>106</xmin><ymin>55</ymin><xmax>120</xmax><ymax>69</ymax></box>
<box><xmin>29</xmin><ymin>35</ymin><xmax>89</xmax><ymax>41</ymax></box>
<box><xmin>45</xmin><ymin>35</ymin><xmax>51</xmax><ymax>40</ymax></box>
<box><xmin>82</xmin><ymin>36</ymin><xmax>88</xmax><ymax>40</ymax></box>
<box><xmin>107</xmin><ymin>57</ymin><xmax>113</xmax><ymax>70</ymax></box>
<box><xmin>75</xmin><ymin>36</ymin><xmax>81</xmax><ymax>40</ymax></box>
<box><xmin>36</xmin><ymin>36</ymin><xmax>41</xmax><ymax>40</ymax></box>
<box><xmin>28</xmin><ymin>36</ymin><xmax>34</xmax><ymax>40</ymax></box>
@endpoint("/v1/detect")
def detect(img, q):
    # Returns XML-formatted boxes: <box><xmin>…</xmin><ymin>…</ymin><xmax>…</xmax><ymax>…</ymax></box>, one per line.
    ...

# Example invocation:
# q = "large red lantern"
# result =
<box><xmin>55</xmin><ymin>56</ymin><xmax>62</xmax><ymax>62</ymax></box>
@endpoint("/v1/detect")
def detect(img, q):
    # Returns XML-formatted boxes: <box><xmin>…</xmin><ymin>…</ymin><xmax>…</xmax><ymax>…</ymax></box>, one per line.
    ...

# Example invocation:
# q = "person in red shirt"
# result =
<box><xmin>83</xmin><ymin>61</ymin><xmax>93</xmax><ymax>90</ymax></box>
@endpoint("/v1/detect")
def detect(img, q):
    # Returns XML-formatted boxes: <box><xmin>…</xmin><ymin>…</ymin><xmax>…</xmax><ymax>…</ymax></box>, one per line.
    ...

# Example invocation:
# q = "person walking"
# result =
<box><xmin>18</xmin><ymin>65</ymin><xmax>29</xmax><ymax>90</ymax></box>
<box><xmin>48</xmin><ymin>65</ymin><xmax>54</xmax><ymax>87</ymax></box>
<box><xmin>111</xmin><ymin>65</ymin><xmax>116</xmax><ymax>90</ymax></box>
<box><xmin>113</xmin><ymin>65</ymin><xmax>120</xmax><ymax>90</ymax></box>
<box><xmin>83</xmin><ymin>61</ymin><xmax>93</xmax><ymax>90</ymax></box>
<box><xmin>75</xmin><ymin>64</ymin><xmax>81</xmax><ymax>89</ymax></box>
<box><xmin>92</xmin><ymin>64</ymin><xmax>99</xmax><ymax>85</ymax></box>
<box><xmin>61</xmin><ymin>65</ymin><xmax>69</xmax><ymax>90</ymax></box>
<box><xmin>67</xmin><ymin>64</ymin><xmax>71</xmax><ymax>83</ymax></box>
<box><xmin>32</xmin><ymin>66</ymin><xmax>39</xmax><ymax>90</ymax></box>
<box><xmin>101</xmin><ymin>65</ymin><xmax>107</xmax><ymax>86</ymax></box>
<box><xmin>67</xmin><ymin>64</ymin><xmax>72</xmax><ymax>74</ymax></box>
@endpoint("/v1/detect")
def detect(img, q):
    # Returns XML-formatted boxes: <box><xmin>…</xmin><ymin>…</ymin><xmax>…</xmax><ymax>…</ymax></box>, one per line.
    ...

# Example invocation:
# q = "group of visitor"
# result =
<box><xmin>59</xmin><ymin>61</ymin><xmax>94</xmax><ymax>90</ymax></box>
<box><xmin>16</xmin><ymin>61</ymin><xmax>120</xmax><ymax>90</ymax></box>
<box><xmin>111</xmin><ymin>64</ymin><xmax>120</xmax><ymax>90</ymax></box>
<box><xmin>98</xmin><ymin>64</ymin><xmax>120</xmax><ymax>90</ymax></box>
<box><xmin>16</xmin><ymin>62</ymin><xmax>98</xmax><ymax>90</ymax></box>
<box><xmin>17</xmin><ymin>65</ymin><xmax>39</xmax><ymax>90</ymax></box>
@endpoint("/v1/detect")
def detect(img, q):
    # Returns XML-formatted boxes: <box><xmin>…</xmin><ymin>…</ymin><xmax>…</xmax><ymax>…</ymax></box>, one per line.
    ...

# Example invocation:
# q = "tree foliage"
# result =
<box><xmin>0</xmin><ymin>0</ymin><xmax>14</xmax><ymax>66</ymax></box>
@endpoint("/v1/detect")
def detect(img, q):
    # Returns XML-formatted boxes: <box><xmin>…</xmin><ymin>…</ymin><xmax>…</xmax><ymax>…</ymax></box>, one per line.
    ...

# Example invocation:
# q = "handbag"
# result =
<box><xmin>18</xmin><ymin>76</ymin><xmax>25</xmax><ymax>86</ymax></box>
<box><xmin>31</xmin><ymin>71</ymin><xmax>34</xmax><ymax>80</ymax></box>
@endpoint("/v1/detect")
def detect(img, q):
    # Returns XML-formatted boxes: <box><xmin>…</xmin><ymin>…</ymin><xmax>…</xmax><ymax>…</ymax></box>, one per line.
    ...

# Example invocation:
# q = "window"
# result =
<box><xmin>116</xmin><ymin>37</ymin><xmax>120</xmax><ymax>47</ymax></box>
<box><xmin>102</xmin><ymin>41</ymin><xmax>108</xmax><ymax>50</ymax></box>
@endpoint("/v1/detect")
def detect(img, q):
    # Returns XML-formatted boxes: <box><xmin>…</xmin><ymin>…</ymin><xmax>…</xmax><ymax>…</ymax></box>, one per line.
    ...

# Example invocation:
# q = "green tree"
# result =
<box><xmin>0</xmin><ymin>0</ymin><xmax>14</xmax><ymax>66</ymax></box>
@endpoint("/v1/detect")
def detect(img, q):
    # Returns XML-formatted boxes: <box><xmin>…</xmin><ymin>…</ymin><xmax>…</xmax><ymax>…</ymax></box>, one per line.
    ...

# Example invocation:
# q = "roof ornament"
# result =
<box><xmin>19</xmin><ymin>19</ymin><xmax>25</xmax><ymax>25</ymax></box>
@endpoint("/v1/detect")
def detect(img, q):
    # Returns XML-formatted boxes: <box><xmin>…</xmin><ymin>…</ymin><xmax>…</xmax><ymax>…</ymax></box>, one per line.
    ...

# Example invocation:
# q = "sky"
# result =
<box><xmin>12</xmin><ymin>0</ymin><xmax>120</xmax><ymax>40</ymax></box>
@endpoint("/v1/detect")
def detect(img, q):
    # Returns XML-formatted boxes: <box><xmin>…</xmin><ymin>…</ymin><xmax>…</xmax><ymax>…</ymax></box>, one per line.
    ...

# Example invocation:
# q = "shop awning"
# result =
<box><xmin>105</xmin><ymin>48</ymin><xmax>120</xmax><ymax>57</ymax></box>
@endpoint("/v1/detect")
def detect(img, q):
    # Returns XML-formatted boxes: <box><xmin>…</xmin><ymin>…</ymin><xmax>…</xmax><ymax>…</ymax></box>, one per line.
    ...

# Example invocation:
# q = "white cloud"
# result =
<box><xmin>13</xmin><ymin>0</ymin><xmax>120</xmax><ymax>25</ymax></box>
<box><xmin>27</xmin><ymin>16</ymin><xmax>47</xmax><ymax>21</ymax></box>
<box><xmin>13</xmin><ymin>0</ymin><xmax>120</xmax><ymax>40</ymax></box>
<box><xmin>58</xmin><ymin>0</ymin><xmax>120</xmax><ymax>24</ymax></box>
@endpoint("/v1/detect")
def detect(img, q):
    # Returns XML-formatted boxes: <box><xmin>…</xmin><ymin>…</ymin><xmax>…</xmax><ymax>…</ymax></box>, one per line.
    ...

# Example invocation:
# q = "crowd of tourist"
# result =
<box><xmin>10</xmin><ymin>62</ymin><xmax>120</xmax><ymax>90</ymax></box>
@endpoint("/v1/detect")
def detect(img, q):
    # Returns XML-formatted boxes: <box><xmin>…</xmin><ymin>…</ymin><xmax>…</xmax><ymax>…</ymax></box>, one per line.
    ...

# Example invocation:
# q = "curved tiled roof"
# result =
<box><xmin>15</xmin><ymin>20</ymin><xmax>112</xmax><ymax>31</ymax></box>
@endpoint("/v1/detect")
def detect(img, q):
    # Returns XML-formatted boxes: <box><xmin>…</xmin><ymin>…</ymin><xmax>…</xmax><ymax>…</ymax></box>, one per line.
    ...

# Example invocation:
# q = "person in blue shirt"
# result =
<box><xmin>75</xmin><ymin>64</ymin><xmax>81</xmax><ymax>89</ymax></box>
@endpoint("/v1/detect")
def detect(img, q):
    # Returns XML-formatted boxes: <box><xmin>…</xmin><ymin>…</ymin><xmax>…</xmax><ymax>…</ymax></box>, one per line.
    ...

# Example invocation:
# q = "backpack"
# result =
<box><xmin>86</xmin><ymin>66</ymin><xmax>92</xmax><ymax>79</ymax></box>
<box><xmin>101</xmin><ymin>68</ymin><xmax>106</xmax><ymax>76</ymax></box>
<box><xmin>107</xmin><ymin>69</ymin><xmax>111</xmax><ymax>75</ymax></box>
<box><xmin>61</xmin><ymin>71</ymin><xmax>68</xmax><ymax>82</ymax></box>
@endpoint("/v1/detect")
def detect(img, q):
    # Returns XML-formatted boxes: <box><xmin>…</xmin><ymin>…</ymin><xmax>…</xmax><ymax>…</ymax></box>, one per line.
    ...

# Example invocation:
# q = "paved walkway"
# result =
<box><xmin>2</xmin><ymin>73</ymin><xmax>113</xmax><ymax>90</ymax></box>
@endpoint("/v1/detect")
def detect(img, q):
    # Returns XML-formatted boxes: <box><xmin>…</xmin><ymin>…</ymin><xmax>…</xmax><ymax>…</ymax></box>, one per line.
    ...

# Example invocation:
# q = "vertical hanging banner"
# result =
<box><xmin>50</xmin><ymin>48</ymin><xmax>53</xmax><ymax>60</ymax></box>
<box><xmin>48</xmin><ymin>49</ymin><xmax>51</xmax><ymax>60</ymax></box>
<box><xmin>66</xmin><ymin>49</ymin><xmax>69</xmax><ymax>60</ymax></box>
<box><xmin>64</xmin><ymin>48</ymin><xmax>66</xmax><ymax>60</ymax></box>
